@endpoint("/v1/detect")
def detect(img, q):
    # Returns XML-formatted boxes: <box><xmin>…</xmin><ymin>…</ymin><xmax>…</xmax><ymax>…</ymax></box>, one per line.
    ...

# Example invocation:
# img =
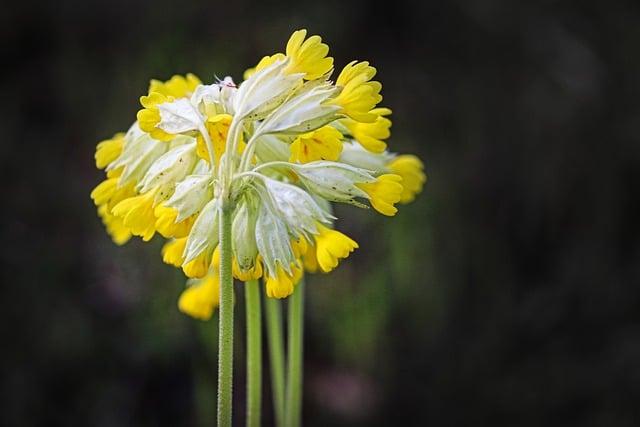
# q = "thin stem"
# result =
<box><xmin>251</xmin><ymin>161</ymin><xmax>293</xmax><ymax>174</ymax></box>
<box><xmin>225</xmin><ymin>119</ymin><xmax>243</xmax><ymax>182</ymax></box>
<box><xmin>286</xmin><ymin>279</ymin><xmax>305</xmax><ymax>427</ymax></box>
<box><xmin>245</xmin><ymin>280</ymin><xmax>262</xmax><ymax>427</ymax></box>
<box><xmin>265</xmin><ymin>295</ymin><xmax>286</xmax><ymax>427</ymax></box>
<box><xmin>198</xmin><ymin>124</ymin><xmax>216</xmax><ymax>173</ymax></box>
<box><xmin>217</xmin><ymin>203</ymin><xmax>234</xmax><ymax>427</ymax></box>
<box><xmin>239</xmin><ymin>133</ymin><xmax>261</xmax><ymax>172</ymax></box>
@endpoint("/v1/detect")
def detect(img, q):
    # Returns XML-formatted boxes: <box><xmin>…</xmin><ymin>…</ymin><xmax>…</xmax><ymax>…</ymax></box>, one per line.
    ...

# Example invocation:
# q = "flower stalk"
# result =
<box><xmin>217</xmin><ymin>202</ymin><xmax>234</xmax><ymax>427</ymax></box>
<box><xmin>265</xmin><ymin>296</ymin><xmax>286</xmax><ymax>427</ymax></box>
<box><xmin>286</xmin><ymin>279</ymin><xmax>305</xmax><ymax>427</ymax></box>
<box><xmin>245</xmin><ymin>279</ymin><xmax>262</xmax><ymax>427</ymax></box>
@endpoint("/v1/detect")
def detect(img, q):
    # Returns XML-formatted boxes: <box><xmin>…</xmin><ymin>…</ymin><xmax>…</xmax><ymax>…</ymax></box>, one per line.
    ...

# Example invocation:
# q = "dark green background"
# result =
<box><xmin>3</xmin><ymin>0</ymin><xmax>640</xmax><ymax>426</ymax></box>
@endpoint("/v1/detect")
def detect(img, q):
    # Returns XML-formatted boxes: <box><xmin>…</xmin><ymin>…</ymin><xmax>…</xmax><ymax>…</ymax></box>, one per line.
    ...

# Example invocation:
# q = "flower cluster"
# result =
<box><xmin>91</xmin><ymin>29</ymin><xmax>426</xmax><ymax>320</ymax></box>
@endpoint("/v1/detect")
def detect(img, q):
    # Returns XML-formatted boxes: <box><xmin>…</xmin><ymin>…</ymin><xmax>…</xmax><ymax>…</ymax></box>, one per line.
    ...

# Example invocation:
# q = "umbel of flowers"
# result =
<box><xmin>91</xmin><ymin>29</ymin><xmax>425</xmax><ymax>427</ymax></box>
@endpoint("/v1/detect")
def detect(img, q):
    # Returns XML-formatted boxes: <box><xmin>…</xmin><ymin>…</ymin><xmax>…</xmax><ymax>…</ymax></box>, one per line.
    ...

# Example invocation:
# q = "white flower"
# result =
<box><xmin>156</xmin><ymin>98</ymin><xmax>205</xmax><ymax>134</ymax></box>
<box><xmin>183</xmin><ymin>198</ymin><xmax>220</xmax><ymax>264</ymax></box>
<box><xmin>165</xmin><ymin>172</ymin><xmax>213</xmax><ymax>221</ymax></box>
<box><xmin>232</xmin><ymin>198</ymin><xmax>259</xmax><ymax>271</ymax></box>
<box><xmin>262</xmin><ymin>177</ymin><xmax>334</xmax><ymax>238</ymax></box>
<box><xmin>138</xmin><ymin>141</ymin><xmax>198</xmax><ymax>193</ymax></box>
<box><xmin>233</xmin><ymin>59</ymin><xmax>303</xmax><ymax>121</ymax></box>
<box><xmin>255</xmin><ymin>82</ymin><xmax>341</xmax><ymax>136</ymax></box>
<box><xmin>291</xmin><ymin>161</ymin><xmax>374</xmax><ymax>206</ymax></box>
<box><xmin>254</xmin><ymin>201</ymin><xmax>295</xmax><ymax>277</ymax></box>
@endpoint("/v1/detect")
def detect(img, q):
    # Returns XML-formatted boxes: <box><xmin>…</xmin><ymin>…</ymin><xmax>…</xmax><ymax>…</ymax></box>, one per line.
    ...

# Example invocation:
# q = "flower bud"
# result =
<box><xmin>138</xmin><ymin>141</ymin><xmax>198</xmax><ymax>193</ymax></box>
<box><xmin>292</xmin><ymin>161</ymin><xmax>374</xmax><ymax>207</ymax></box>
<box><xmin>232</xmin><ymin>198</ymin><xmax>259</xmax><ymax>272</ymax></box>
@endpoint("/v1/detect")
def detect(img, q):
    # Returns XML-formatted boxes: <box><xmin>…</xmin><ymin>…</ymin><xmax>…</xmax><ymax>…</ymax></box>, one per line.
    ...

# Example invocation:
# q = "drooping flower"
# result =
<box><xmin>91</xmin><ymin>29</ymin><xmax>426</xmax><ymax>317</ymax></box>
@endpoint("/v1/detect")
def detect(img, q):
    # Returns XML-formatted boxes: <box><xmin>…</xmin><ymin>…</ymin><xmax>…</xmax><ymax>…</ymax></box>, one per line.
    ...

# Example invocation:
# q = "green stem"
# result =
<box><xmin>245</xmin><ymin>280</ymin><xmax>262</xmax><ymax>427</ymax></box>
<box><xmin>217</xmin><ymin>204</ymin><xmax>234</xmax><ymax>427</ymax></box>
<box><xmin>265</xmin><ymin>295</ymin><xmax>286</xmax><ymax>427</ymax></box>
<box><xmin>286</xmin><ymin>279</ymin><xmax>305</xmax><ymax>427</ymax></box>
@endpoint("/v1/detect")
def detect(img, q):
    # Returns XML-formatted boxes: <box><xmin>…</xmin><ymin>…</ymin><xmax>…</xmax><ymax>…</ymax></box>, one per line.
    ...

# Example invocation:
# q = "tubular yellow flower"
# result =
<box><xmin>183</xmin><ymin>250</ymin><xmax>213</xmax><ymax>279</ymax></box>
<box><xmin>312</xmin><ymin>224</ymin><xmax>358</xmax><ymax>272</ymax></box>
<box><xmin>233</xmin><ymin>258</ymin><xmax>263</xmax><ymax>281</ymax></box>
<box><xmin>284</xmin><ymin>29</ymin><xmax>334</xmax><ymax>80</ymax></box>
<box><xmin>342</xmin><ymin>107</ymin><xmax>392</xmax><ymax>153</ymax></box>
<box><xmin>195</xmin><ymin>114</ymin><xmax>242</xmax><ymax>164</ymax></box>
<box><xmin>137</xmin><ymin>92</ymin><xmax>175</xmax><ymax>141</ymax></box>
<box><xmin>111</xmin><ymin>190</ymin><xmax>158</xmax><ymax>241</ymax></box>
<box><xmin>289</xmin><ymin>126</ymin><xmax>343</xmax><ymax>163</ymax></box>
<box><xmin>331</xmin><ymin>61</ymin><xmax>382</xmax><ymax>123</ymax></box>
<box><xmin>387</xmin><ymin>155</ymin><xmax>427</xmax><ymax>204</ymax></box>
<box><xmin>95</xmin><ymin>133</ymin><xmax>124</xmax><ymax>169</ymax></box>
<box><xmin>162</xmin><ymin>237</ymin><xmax>187</xmax><ymax>267</ymax></box>
<box><xmin>178</xmin><ymin>272</ymin><xmax>220</xmax><ymax>320</ymax></box>
<box><xmin>154</xmin><ymin>204</ymin><xmax>195</xmax><ymax>238</ymax></box>
<box><xmin>149</xmin><ymin>73</ymin><xmax>201</xmax><ymax>98</ymax></box>
<box><xmin>356</xmin><ymin>174</ymin><xmax>404</xmax><ymax>216</ymax></box>
<box><xmin>97</xmin><ymin>204</ymin><xmax>132</xmax><ymax>245</ymax></box>
<box><xmin>244</xmin><ymin>53</ymin><xmax>286</xmax><ymax>80</ymax></box>
<box><xmin>302</xmin><ymin>243</ymin><xmax>319</xmax><ymax>273</ymax></box>
<box><xmin>265</xmin><ymin>263</ymin><xmax>303</xmax><ymax>299</ymax></box>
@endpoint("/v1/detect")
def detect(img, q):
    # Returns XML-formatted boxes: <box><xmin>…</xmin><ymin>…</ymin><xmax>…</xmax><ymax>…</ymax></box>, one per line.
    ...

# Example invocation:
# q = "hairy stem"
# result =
<box><xmin>217</xmin><ymin>203</ymin><xmax>234</xmax><ymax>427</ymax></box>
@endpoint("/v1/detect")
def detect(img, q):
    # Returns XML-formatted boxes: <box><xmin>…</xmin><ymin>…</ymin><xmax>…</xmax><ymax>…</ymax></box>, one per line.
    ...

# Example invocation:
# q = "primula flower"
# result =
<box><xmin>91</xmin><ymin>29</ymin><xmax>426</xmax><ymax>320</ymax></box>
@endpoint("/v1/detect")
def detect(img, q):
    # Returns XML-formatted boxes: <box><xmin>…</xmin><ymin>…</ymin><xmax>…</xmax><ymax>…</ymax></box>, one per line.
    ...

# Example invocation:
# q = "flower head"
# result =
<box><xmin>91</xmin><ymin>29</ymin><xmax>425</xmax><ymax>317</ymax></box>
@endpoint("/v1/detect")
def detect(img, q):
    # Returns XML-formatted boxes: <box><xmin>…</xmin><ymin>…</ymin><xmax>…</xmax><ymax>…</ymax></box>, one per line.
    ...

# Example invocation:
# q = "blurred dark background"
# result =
<box><xmin>2</xmin><ymin>0</ymin><xmax>640</xmax><ymax>426</ymax></box>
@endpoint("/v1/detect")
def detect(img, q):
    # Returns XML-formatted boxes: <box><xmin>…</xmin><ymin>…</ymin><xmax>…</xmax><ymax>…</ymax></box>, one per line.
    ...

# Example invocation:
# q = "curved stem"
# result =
<box><xmin>265</xmin><ymin>296</ymin><xmax>286</xmax><ymax>427</ymax></box>
<box><xmin>239</xmin><ymin>133</ymin><xmax>261</xmax><ymax>172</ymax></box>
<box><xmin>226</xmin><ymin>119</ymin><xmax>245</xmax><ymax>182</ymax></box>
<box><xmin>251</xmin><ymin>161</ymin><xmax>293</xmax><ymax>174</ymax></box>
<box><xmin>286</xmin><ymin>279</ymin><xmax>305</xmax><ymax>427</ymax></box>
<box><xmin>217</xmin><ymin>203</ymin><xmax>234</xmax><ymax>427</ymax></box>
<box><xmin>198</xmin><ymin>124</ymin><xmax>216</xmax><ymax>173</ymax></box>
<box><xmin>245</xmin><ymin>280</ymin><xmax>262</xmax><ymax>427</ymax></box>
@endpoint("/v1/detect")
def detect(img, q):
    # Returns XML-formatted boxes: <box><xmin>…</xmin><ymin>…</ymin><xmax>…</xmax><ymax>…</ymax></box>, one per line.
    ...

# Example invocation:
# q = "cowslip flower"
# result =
<box><xmin>91</xmin><ymin>29</ymin><xmax>425</xmax><ymax>313</ymax></box>
<box><xmin>90</xmin><ymin>28</ymin><xmax>425</xmax><ymax>426</ymax></box>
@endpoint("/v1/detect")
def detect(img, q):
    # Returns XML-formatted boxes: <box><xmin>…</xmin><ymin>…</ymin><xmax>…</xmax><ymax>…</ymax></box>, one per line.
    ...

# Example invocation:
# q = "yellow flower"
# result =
<box><xmin>196</xmin><ymin>114</ymin><xmax>242</xmax><ymax>164</ymax></box>
<box><xmin>97</xmin><ymin>204</ymin><xmax>132</xmax><ymax>245</ymax></box>
<box><xmin>310</xmin><ymin>224</ymin><xmax>358</xmax><ymax>272</ymax></box>
<box><xmin>284</xmin><ymin>29</ymin><xmax>334</xmax><ymax>80</ymax></box>
<box><xmin>148</xmin><ymin>74</ymin><xmax>201</xmax><ymax>98</ymax></box>
<box><xmin>154</xmin><ymin>204</ymin><xmax>195</xmax><ymax>238</ymax></box>
<box><xmin>387</xmin><ymin>155</ymin><xmax>426</xmax><ymax>204</ymax></box>
<box><xmin>356</xmin><ymin>174</ymin><xmax>403</xmax><ymax>216</ymax></box>
<box><xmin>302</xmin><ymin>243</ymin><xmax>319</xmax><ymax>273</ymax></box>
<box><xmin>182</xmin><ymin>249</ymin><xmax>213</xmax><ymax>279</ymax></box>
<box><xmin>331</xmin><ymin>61</ymin><xmax>382</xmax><ymax>123</ymax></box>
<box><xmin>178</xmin><ymin>272</ymin><xmax>220</xmax><ymax>320</ymax></box>
<box><xmin>243</xmin><ymin>53</ymin><xmax>286</xmax><ymax>80</ymax></box>
<box><xmin>137</xmin><ymin>92</ymin><xmax>175</xmax><ymax>141</ymax></box>
<box><xmin>162</xmin><ymin>238</ymin><xmax>187</xmax><ymax>267</ymax></box>
<box><xmin>233</xmin><ymin>257</ymin><xmax>263</xmax><ymax>281</ymax></box>
<box><xmin>95</xmin><ymin>133</ymin><xmax>124</xmax><ymax>169</ymax></box>
<box><xmin>342</xmin><ymin>107</ymin><xmax>392</xmax><ymax>153</ymax></box>
<box><xmin>265</xmin><ymin>263</ymin><xmax>303</xmax><ymax>299</ymax></box>
<box><xmin>111</xmin><ymin>190</ymin><xmax>158</xmax><ymax>241</ymax></box>
<box><xmin>289</xmin><ymin>126</ymin><xmax>343</xmax><ymax>163</ymax></box>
